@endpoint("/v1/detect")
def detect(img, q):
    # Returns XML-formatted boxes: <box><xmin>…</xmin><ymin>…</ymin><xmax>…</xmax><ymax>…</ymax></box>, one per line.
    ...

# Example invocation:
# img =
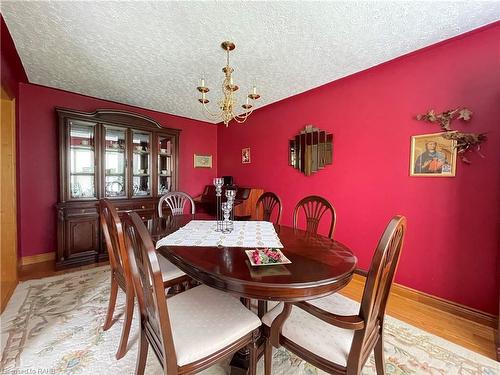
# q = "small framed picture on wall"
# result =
<box><xmin>241</xmin><ymin>147</ymin><xmax>251</xmax><ymax>164</ymax></box>
<box><xmin>193</xmin><ymin>154</ymin><xmax>213</xmax><ymax>168</ymax></box>
<box><xmin>410</xmin><ymin>132</ymin><xmax>457</xmax><ymax>177</ymax></box>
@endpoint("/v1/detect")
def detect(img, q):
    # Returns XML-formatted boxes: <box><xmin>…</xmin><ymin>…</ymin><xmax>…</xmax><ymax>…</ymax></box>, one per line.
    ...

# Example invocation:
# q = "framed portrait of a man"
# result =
<box><xmin>410</xmin><ymin>132</ymin><xmax>457</xmax><ymax>177</ymax></box>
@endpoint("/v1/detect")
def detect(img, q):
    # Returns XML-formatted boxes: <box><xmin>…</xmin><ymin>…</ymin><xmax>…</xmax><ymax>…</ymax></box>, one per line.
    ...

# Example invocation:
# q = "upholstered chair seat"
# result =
<box><xmin>167</xmin><ymin>284</ymin><xmax>262</xmax><ymax>366</ymax></box>
<box><xmin>157</xmin><ymin>254</ymin><xmax>186</xmax><ymax>281</ymax></box>
<box><xmin>262</xmin><ymin>293</ymin><xmax>358</xmax><ymax>366</ymax></box>
<box><xmin>263</xmin><ymin>216</ymin><xmax>407</xmax><ymax>375</ymax></box>
<box><xmin>125</xmin><ymin>211</ymin><xmax>262</xmax><ymax>375</ymax></box>
<box><xmin>99</xmin><ymin>199</ymin><xmax>191</xmax><ymax>361</ymax></box>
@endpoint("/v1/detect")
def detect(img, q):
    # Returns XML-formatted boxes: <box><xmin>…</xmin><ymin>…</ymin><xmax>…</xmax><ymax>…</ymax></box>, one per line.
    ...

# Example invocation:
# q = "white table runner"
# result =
<box><xmin>155</xmin><ymin>220</ymin><xmax>283</xmax><ymax>249</ymax></box>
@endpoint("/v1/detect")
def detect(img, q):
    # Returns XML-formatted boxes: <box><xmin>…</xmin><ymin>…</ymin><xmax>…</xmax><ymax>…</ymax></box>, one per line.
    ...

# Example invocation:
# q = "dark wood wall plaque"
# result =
<box><xmin>289</xmin><ymin>125</ymin><xmax>333</xmax><ymax>175</ymax></box>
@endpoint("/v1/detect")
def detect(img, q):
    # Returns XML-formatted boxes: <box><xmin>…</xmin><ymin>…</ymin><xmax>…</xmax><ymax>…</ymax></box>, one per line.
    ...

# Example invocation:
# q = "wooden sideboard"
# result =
<box><xmin>56</xmin><ymin>108</ymin><xmax>179</xmax><ymax>269</ymax></box>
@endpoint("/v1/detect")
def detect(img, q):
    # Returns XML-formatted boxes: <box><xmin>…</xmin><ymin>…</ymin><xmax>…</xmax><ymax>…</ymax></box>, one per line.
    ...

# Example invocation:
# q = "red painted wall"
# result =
<box><xmin>1</xmin><ymin>15</ymin><xmax>28</xmax><ymax>98</ymax></box>
<box><xmin>218</xmin><ymin>23</ymin><xmax>500</xmax><ymax>314</ymax></box>
<box><xmin>18</xmin><ymin>83</ymin><xmax>217</xmax><ymax>258</ymax></box>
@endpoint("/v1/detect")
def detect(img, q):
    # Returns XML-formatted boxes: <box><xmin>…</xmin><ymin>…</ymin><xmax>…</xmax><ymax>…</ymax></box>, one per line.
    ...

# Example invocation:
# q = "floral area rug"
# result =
<box><xmin>0</xmin><ymin>267</ymin><xmax>498</xmax><ymax>375</ymax></box>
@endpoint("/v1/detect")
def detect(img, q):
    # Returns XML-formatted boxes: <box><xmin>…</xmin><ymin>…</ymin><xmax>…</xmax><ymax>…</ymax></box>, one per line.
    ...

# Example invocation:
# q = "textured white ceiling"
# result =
<box><xmin>2</xmin><ymin>1</ymin><xmax>499</xmax><ymax>123</ymax></box>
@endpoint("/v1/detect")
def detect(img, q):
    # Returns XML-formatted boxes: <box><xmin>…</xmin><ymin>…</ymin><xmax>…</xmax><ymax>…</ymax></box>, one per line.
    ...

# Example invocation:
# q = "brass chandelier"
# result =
<box><xmin>197</xmin><ymin>41</ymin><xmax>260</xmax><ymax>127</ymax></box>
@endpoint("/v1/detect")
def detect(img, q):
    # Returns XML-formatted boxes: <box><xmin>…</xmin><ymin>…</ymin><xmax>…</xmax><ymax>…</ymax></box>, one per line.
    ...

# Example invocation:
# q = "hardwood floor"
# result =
<box><xmin>17</xmin><ymin>262</ymin><xmax>497</xmax><ymax>361</ymax></box>
<box><xmin>19</xmin><ymin>260</ymin><xmax>109</xmax><ymax>281</ymax></box>
<box><xmin>339</xmin><ymin>274</ymin><xmax>497</xmax><ymax>360</ymax></box>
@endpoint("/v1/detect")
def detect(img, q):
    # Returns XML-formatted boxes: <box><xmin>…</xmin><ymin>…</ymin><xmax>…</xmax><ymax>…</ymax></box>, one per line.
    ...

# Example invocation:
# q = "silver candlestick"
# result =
<box><xmin>213</xmin><ymin>177</ymin><xmax>224</xmax><ymax>232</ymax></box>
<box><xmin>221</xmin><ymin>201</ymin><xmax>233</xmax><ymax>233</ymax></box>
<box><xmin>222</xmin><ymin>189</ymin><xmax>236</xmax><ymax>233</ymax></box>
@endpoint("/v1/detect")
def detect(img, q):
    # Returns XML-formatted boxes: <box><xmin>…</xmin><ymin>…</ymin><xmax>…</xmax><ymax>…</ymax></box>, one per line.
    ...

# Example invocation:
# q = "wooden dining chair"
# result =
<box><xmin>255</xmin><ymin>192</ymin><xmax>283</xmax><ymax>225</ymax></box>
<box><xmin>99</xmin><ymin>199</ymin><xmax>189</xmax><ymax>360</ymax></box>
<box><xmin>263</xmin><ymin>215</ymin><xmax>407</xmax><ymax>375</ymax></box>
<box><xmin>293</xmin><ymin>195</ymin><xmax>336</xmax><ymax>239</ymax></box>
<box><xmin>158</xmin><ymin>191</ymin><xmax>195</xmax><ymax>217</ymax></box>
<box><xmin>124</xmin><ymin>211</ymin><xmax>261</xmax><ymax>375</ymax></box>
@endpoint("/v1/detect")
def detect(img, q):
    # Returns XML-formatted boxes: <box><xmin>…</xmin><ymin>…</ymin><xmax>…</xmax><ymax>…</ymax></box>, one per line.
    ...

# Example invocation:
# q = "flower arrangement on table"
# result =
<box><xmin>247</xmin><ymin>248</ymin><xmax>291</xmax><ymax>266</ymax></box>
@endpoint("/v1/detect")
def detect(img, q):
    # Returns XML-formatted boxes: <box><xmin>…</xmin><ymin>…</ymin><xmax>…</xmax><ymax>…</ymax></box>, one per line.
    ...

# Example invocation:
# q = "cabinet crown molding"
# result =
<box><xmin>56</xmin><ymin>107</ymin><xmax>182</xmax><ymax>132</ymax></box>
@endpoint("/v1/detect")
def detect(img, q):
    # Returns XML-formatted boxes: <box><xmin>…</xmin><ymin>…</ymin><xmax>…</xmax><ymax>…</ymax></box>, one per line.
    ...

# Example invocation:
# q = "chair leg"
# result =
<box><xmin>374</xmin><ymin>337</ymin><xmax>385</xmax><ymax>375</ymax></box>
<box><xmin>248</xmin><ymin>342</ymin><xmax>257</xmax><ymax>375</ymax></box>
<box><xmin>258</xmin><ymin>300</ymin><xmax>268</xmax><ymax>319</ymax></box>
<box><xmin>172</xmin><ymin>283</ymin><xmax>183</xmax><ymax>295</ymax></box>
<box><xmin>103</xmin><ymin>275</ymin><xmax>118</xmax><ymax>331</ymax></box>
<box><xmin>135</xmin><ymin>328</ymin><xmax>149</xmax><ymax>375</ymax></box>
<box><xmin>264</xmin><ymin>337</ymin><xmax>272</xmax><ymax>375</ymax></box>
<box><xmin>116</xmin><ymin>288</ymin><xmax>134</xmax><ymax>359</ymax></box>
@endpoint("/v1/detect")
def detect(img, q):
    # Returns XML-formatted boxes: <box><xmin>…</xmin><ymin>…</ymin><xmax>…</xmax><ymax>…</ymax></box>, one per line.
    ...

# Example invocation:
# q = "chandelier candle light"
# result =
<box><xmin>197</xmin><ymin>41</ymin><xmax>260</xmax><ymax>127</ymax></box>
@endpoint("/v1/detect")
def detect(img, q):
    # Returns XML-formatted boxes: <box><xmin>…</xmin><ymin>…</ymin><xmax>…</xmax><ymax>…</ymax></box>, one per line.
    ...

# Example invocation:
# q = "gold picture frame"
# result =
<box><xmin>193</xmin><ymin>154</ymin><xmax>212</xmax><ymax>168</ymax></box>
<box><xmin>242</xmin><ymin>147</ymin><xmax>251</xmax><ymax>164</ymax></box>
<box><xmin>410</xmin><ymin>132</ymin><xmax>457</xmax><ymax>177</ymax></box>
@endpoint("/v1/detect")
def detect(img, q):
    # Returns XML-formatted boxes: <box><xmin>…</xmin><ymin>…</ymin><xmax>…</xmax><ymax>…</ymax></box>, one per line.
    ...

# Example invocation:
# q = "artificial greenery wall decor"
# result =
<box><xmin>415</xmin><ymin>108</ymin><xmax>487</xmax><ymax>163</ymax></box>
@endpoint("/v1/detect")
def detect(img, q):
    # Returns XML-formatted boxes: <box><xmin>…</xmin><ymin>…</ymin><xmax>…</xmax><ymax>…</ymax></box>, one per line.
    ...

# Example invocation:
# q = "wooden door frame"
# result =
<box><xmin>1</xmin><ymin>85</ymin><xmax>18</xmax><ymax>312</ymax></box>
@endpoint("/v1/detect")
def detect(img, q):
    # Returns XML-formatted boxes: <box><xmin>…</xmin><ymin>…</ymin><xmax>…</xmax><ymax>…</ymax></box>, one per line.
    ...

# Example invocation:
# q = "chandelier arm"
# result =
<box><xmin>202</xmin><ymin>102</ymin><xmax>224</xmax><ymax>118</ymax></box>
<box><xmin>232</xmin><ymin>117</ymin><xmax>248</xmax><ymax>124</ymax></box>
<box><xmin>233</xmin><ymin>109</ymin><xmax>254</xmax><ymax>123</ymax></box>
<box><xmin>235</xmin><ymin>113</ymin><xmax>250</xmax><ymax>120</ymax></box>
<box><xmin>235</xmin><ymin>106</ymin><xmax>254</xmax><ymax>119</ymax></box>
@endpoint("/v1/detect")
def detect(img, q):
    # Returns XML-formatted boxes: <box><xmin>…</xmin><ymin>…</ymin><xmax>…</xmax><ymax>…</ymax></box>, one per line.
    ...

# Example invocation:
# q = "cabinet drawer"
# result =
<box><xmin>115</xmin><ymin>202</ymin><xmax>156</xmax><ymax>212</ymax></box>
<box><xmin>117</xmin><ymin>208</ymin><xmax>155</xmax><ymax>221</ymax></box>
<box><xmin>66</xmin><ymin>207</ymin><xmax>98</xmax><ymax>217</ymax></box>
<box><xmin>121</xmin><ymin>209</ymin><xmax>154</xmax><ymax>221</ymax></box>
<box><xmin>136</xmin><ymin>210</ymin><xmax>154</xmax><ymax>222</ymax></box>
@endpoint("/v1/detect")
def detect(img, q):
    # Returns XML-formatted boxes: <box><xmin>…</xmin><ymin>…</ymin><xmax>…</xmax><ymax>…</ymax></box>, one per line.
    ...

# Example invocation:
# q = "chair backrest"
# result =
<box><xmin>255</xmin><ymin>192</ymin><xmax>283</xmax><ymax>225</ymax></box>
<box><xmin>348</xmin><ymin>215</ymin><xmax>407</xmax><ymax>370</ymax></box>
<box><xmin>158</xmin><ymin>191</ymin><xmax>195</xmax><ymax>217</ymax></box>
<box><xmin>293</xmin><ymin>195</ymin><xmax>336</xmax><ymax>239</ymax></box>
<box><xmin>124</xmin><ymin>211</ymin><xmax>177</xmax><ymax>372</ymax></box>
<box><xmin>99</xmin><ymin>199</ymin><xmax>130</xmax><ymax>283</ymax></box>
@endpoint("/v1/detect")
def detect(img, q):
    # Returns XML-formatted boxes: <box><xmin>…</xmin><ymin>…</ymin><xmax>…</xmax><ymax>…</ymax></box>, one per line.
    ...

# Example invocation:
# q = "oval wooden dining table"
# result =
<box><xmin>148</xmin><ymin>214</ymin><xmax>358</xmax><ymax>303</ymax></box>
<box><xmin>146</xmin><ymin>213</ymin><xmax>357</xmax><ymax>374</ymax></box>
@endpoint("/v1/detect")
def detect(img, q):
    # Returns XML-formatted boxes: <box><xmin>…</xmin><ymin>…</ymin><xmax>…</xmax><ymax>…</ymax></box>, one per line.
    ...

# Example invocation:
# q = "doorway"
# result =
<box><xmin>1</xmin><ymin>86</ymin><xmax>18</xmax><ymax>312</ymax></box>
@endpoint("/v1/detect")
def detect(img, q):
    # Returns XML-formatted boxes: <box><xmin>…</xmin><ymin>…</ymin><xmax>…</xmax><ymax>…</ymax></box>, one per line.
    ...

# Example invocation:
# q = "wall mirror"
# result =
<box><xmin>289</xmin><ymin>125</ymin><xmax>333</xmax><ymax>176</ymax></box>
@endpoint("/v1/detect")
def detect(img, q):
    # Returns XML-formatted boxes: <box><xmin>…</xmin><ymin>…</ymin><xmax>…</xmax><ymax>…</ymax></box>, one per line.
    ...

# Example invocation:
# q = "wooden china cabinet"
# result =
<box><xmin>56</xmin><ymin>108</ymin><xmax>180</xmax><ymax>269</ymax></box>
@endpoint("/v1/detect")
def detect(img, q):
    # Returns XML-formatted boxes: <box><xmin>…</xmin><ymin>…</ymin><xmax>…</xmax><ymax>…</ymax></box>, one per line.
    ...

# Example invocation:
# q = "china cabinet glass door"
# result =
<box><xmin>69</xmin><ymin>121</ymin><xmax>96</xmax><ymax>199</ymax></box>
<box><xmin>104</xmin><ymin>127</ymin><xmax>127</xmax><ymax>198</ymax></box>
<box><xmin>157</xmin><ymin>135</ymin><xmax>173</xmax><ymax>196</ymax></box>
<box><xmin>132</xmin><ymin>131</ymin><xmax>151</xmax><ymax>197</ymax></box>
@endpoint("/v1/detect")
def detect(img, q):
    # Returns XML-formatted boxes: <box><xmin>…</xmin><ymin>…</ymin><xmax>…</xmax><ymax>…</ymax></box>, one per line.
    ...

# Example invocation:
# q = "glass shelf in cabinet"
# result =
<box><xmin>71</xmin><ymin>145</ymin><xmax>94</xmax><ymax>150</ymax></box>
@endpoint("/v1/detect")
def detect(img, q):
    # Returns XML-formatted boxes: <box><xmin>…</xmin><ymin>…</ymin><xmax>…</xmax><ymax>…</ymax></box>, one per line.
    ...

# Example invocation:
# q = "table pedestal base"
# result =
<box><xmin>230</xmin><ymin>300</ymin><xmax>268</xmax><ymax>375</ymax></box>
<box><xmin>230</xmin><ymin>350</ymin><xmax>251</xmax><ymax>375</ymax></box>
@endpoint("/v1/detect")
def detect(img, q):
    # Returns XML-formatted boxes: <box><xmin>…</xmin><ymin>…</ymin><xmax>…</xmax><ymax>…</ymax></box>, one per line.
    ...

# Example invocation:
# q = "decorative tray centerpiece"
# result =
<box><xmin>245</xmin><ymin>248</ymin><xmax>291</xmax><ymax>266</ymax></box>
